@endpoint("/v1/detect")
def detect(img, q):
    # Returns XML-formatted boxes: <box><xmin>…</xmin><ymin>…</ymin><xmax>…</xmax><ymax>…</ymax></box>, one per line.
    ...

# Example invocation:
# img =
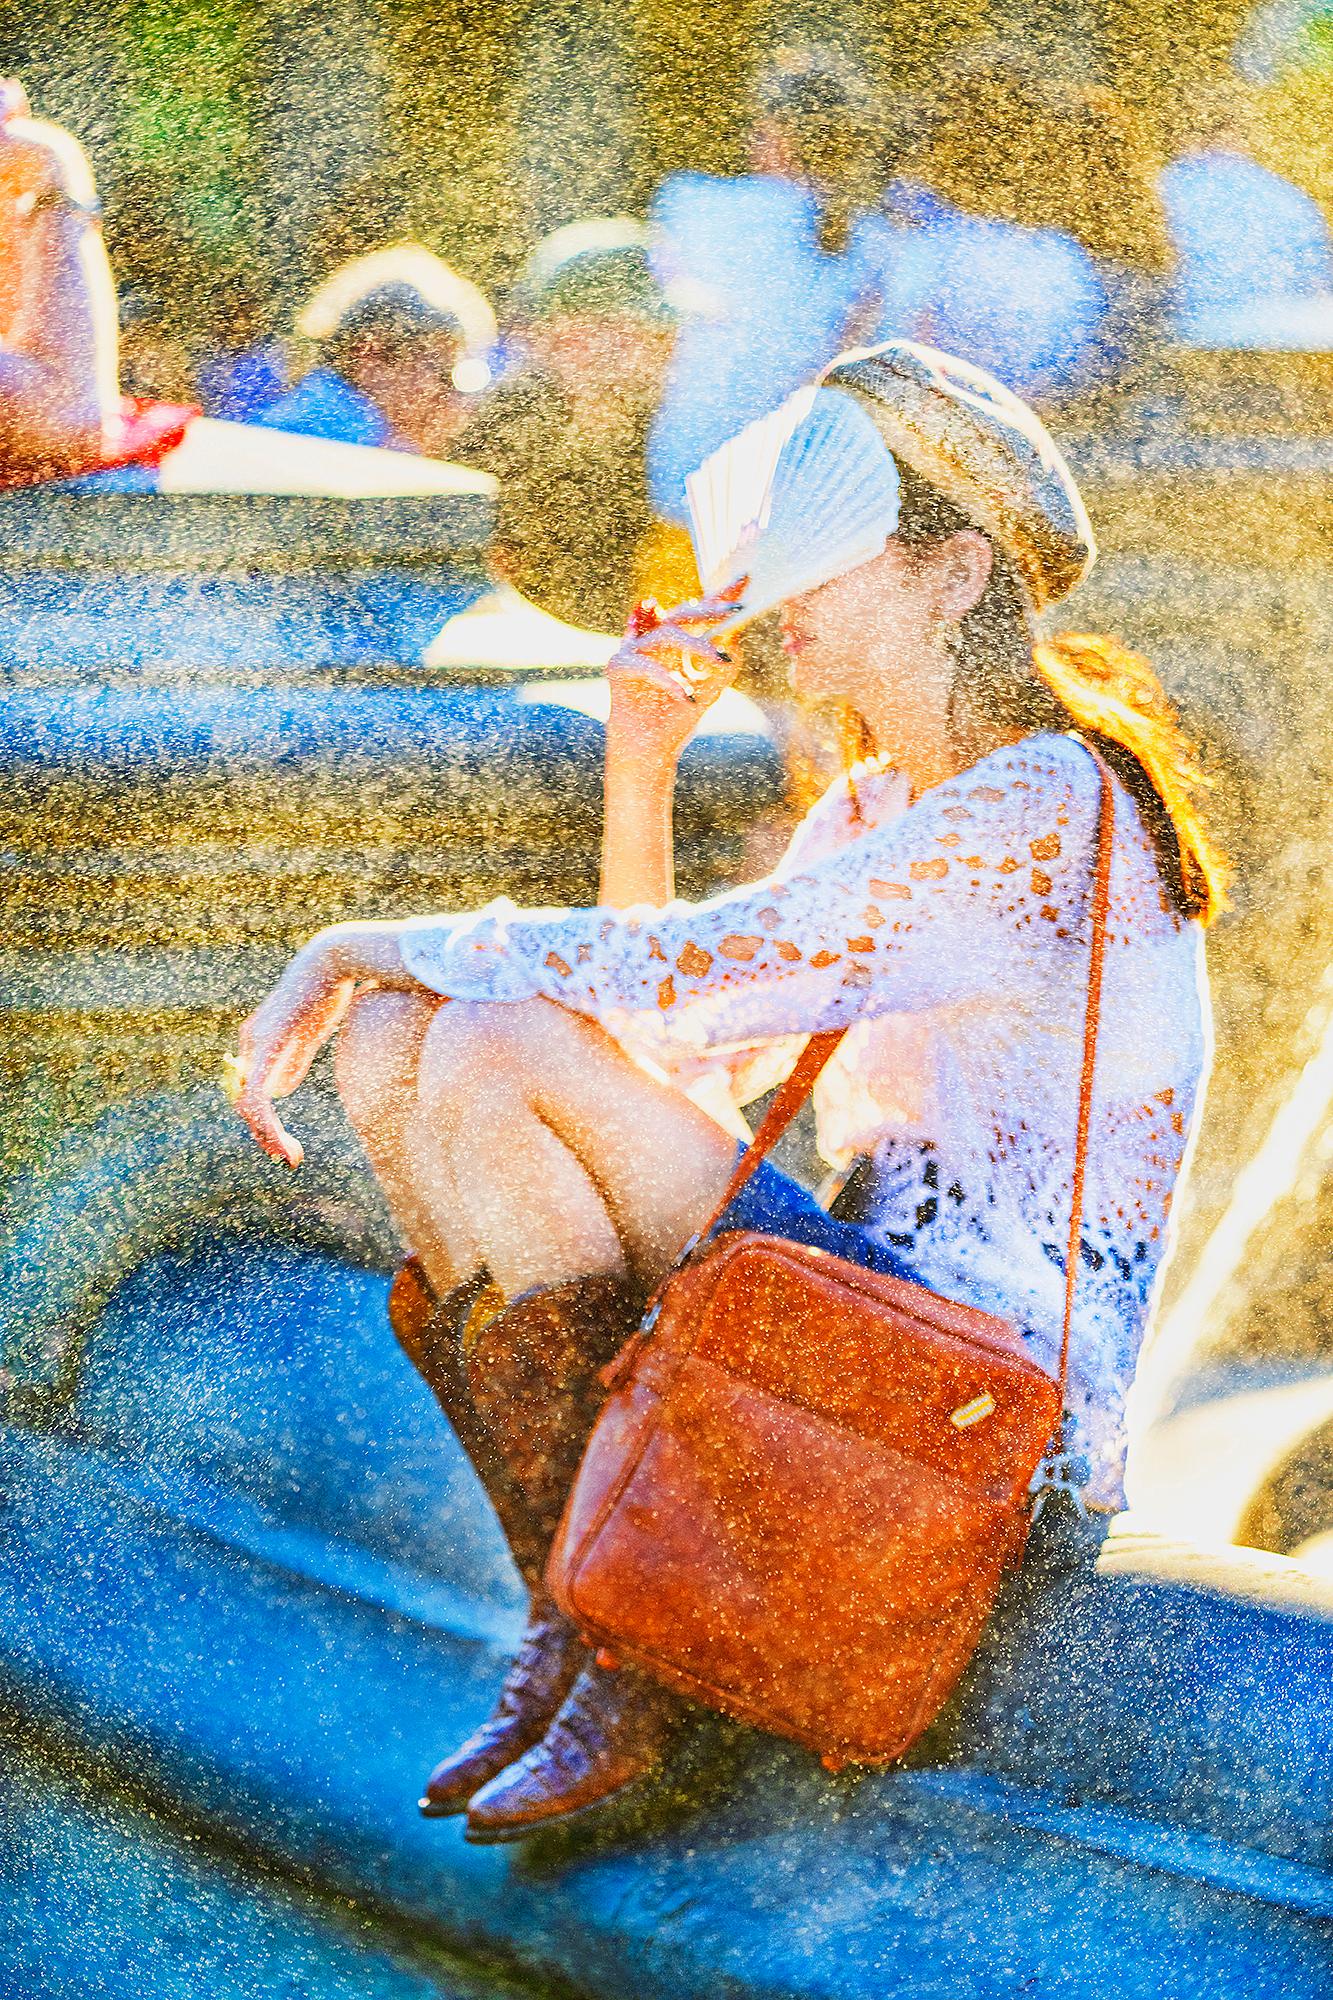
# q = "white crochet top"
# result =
<box><xmin>401</xmin><ymin>732</ymin><xmax>1211</xmax><ymax>1509</ymax></box>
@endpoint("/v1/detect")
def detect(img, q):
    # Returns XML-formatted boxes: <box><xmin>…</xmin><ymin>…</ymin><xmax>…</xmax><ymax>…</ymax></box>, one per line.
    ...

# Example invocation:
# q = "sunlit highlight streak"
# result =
<box><xmin>1135</xmin><ymin>975</ymin><xmax>1333</xmax><ymax>1427</ymax></box>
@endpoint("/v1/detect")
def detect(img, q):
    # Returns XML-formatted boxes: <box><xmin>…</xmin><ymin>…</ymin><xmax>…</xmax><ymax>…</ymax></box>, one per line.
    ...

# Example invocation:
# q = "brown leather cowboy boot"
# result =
<box><xmin>387</xmin><ymin>1258</ymin><xmax>640</xmax><ymax>1817</ymax></box>
<box><xmin>462</xmin><ymin>1271</ymin><xmax>640</xmax><ymax>1536</ymax></box>
<box><xmin>463</xmin><ymin>1657</ymin><xmax>688</xmax><ymax>1843</ymax></box>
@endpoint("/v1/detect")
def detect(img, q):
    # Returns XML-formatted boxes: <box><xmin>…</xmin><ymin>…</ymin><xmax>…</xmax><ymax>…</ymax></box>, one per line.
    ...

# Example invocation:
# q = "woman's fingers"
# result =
<box><xmin>606</xmin><ymin>592</ymin><xmax>744</xmax><ymax>754</ymax></box>
<box><xmin>613</xmin><ymin>624</ymin><xmax>723</xmax><ymax>677</ymax></box>
<box><xmin>644</xmin><ymin>629</ymin><xmax>728</xmax><ymax>669</ymax></box>
<box><xmin>614</xmin><ymin>653</ymin><xmax>693</xmax><ymax>701</ymax></box>
<box><xmin>669</xmin><ymin>595</ymin><xmax>744</xmax><ymax>634</ymax></box>
<box><xmin>625</xmin><ymin>583</ymin><xmax>742</xmax><ymax>639</ymax></box>
<box><xmin>234</xmin><ymin>1081</ymin><xmax>305</xmax><ymax>1170</ymax></box>
<box><xmin>660</xmin><ymin>578</ymin><xmax>749</xmax><ymax>633</ymax></box>
<box><xmin>611</xmin><ymin>627</ymin><xmax>735</xmax><ymax>707</ymax></box>
<box><xmin>226</xmin><ymin>952</ymin><xmax>356</xmax><ymax>1166</ymax></box>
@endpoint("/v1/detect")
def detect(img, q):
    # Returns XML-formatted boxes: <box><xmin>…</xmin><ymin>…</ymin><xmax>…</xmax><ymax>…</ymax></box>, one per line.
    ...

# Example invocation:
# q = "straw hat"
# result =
<box><xmin>823</xmin><ymin>341</ymin><xmax>1096</xmax><ymax>608</ymax></box>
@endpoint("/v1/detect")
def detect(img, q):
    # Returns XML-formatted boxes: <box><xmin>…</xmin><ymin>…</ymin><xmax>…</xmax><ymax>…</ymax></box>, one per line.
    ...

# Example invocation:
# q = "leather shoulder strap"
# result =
<box><xmin>682</xmin><ymin>740</ymin><xmax>1115</xmax><ymax>1390</ymax></box>
<box><xmin>689</xmin><ymin>1026</ymin><xmax>848</xmax><ymax>1247</ymax></box>
<box><xmin>1057</xmin><ymin>738</ymin><xmax>1115</xmax><ymax>1409</ymax></box>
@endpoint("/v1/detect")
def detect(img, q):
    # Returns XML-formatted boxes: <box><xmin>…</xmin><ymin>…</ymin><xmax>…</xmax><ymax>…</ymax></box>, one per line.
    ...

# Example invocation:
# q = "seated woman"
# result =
<box><xmin>229</xmin><ymin>342</ymin><xmax>1225</xmax><ymax>1843</ymax></box>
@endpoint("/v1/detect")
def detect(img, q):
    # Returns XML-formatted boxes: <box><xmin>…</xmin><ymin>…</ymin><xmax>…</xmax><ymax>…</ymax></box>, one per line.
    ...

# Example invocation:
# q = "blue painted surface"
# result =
<box><xmin>0</xmin><ymin>568</ymin><xmax>484</xmax><ymax>673</ymax></box>
<box><xmin>69</xmin><ymin>1241</ymin><xmax>522</xmax><ymax>1615</ymax></box>
<box><xmin>0</xmin><ymin>1237</ymin><xmax>1330</xmax><ymax>1999</ymax></box>
<box><xmin>0</xmin><ymin>676</ymin><xmax>780</xmax><ymax>922</ymax></box>
<box><xmin>0</xmin><ymin>1714</ymin><xmax>514</xmax><ymax>2000</ymax></box>
<box><xmin>0</xmin><ymin>680</ymin><xmax>597</xmax><ymax>784</ymax></box>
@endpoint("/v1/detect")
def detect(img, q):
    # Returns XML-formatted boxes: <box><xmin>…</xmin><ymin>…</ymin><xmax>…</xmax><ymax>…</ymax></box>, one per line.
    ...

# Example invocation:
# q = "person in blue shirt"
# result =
<box><xmin>647</xmin><ymin>45</ymin><xmax>895</xmax><ymax>525</ymax></box>
<box><xmin>876</xmin><ymin>55</ymin><xmax>1173</xmax><ymax>405</ymax></box>
<box><xmin>1158</xmin><ymin>81</ymin><xmax>1333</xmax><ymax>347</ymax></box>
<box><xmin>256</xmin><ymin>281</ymin><xmax>474</xmax><ymax>454</ymax></box>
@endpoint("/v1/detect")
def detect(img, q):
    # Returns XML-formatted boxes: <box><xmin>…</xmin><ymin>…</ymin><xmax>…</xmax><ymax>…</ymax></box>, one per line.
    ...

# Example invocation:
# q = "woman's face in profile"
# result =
<box><xmin>778</xmin><ymin>527</ymin><xmax>994</xmax><ymax>778</ymax></box>
<box><xmin>778</xmin><ymin>536</ymin><xmax>946</xmax><ymax>712</ymax></box>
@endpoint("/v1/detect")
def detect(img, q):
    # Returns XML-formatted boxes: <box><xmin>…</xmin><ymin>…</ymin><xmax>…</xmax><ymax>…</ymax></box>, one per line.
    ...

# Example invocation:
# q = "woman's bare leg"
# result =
<box><xmin>336</xmin><ymin>990</ymin><xmax>737</xmax><ymax>1299</ymax></box>
<box><xmin>414</xmin><ymin>996</ymin><xmax>738</xmax><ymax>1295</ymax></box>
<box><xmin>333</xmin><ymin>988</ymin><xmax>481</xmax><ymax>1296</ymax></box>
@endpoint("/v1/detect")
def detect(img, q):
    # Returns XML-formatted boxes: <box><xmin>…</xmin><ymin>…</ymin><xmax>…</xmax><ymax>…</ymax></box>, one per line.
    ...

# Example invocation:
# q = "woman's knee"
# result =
<box><xmin>416</xmin><ymin>997</ymin><xmax>556</xmax><ymax>1122</ymax></box>
<box><xmin>334</xmin><ymin>987</ymin><xmax>437</xmax><ymax>1132</ymax></box>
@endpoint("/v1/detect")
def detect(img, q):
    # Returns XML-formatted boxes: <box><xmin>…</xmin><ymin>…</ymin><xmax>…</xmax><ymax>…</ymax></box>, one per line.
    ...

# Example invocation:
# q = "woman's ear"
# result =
<box><xmin>936</xmin><ymin>530</ymin><xmax>994</xmax><ymax>621</ymax></box>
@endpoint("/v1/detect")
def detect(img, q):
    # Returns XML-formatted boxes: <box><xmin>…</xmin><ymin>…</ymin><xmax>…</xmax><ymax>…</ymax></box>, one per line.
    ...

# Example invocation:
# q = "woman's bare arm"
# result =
<box><xmin>229</xmin><ymin>597</ymin><xmax>740</xmax><ymax>1160</ymax></box>
<box><xmin>600</xmin><ymin>719</ymin><xmax>679</xmax><ymax>910</ymax></box>
<box><xmin>228</xmin><ymin>922</ymin><xmax>425</xmax><ymax>1163</ymax></box>
<box><xmin>598</xmin><ymin>595</ymin><xmax>740</xmax><ymax>909</ymax></box>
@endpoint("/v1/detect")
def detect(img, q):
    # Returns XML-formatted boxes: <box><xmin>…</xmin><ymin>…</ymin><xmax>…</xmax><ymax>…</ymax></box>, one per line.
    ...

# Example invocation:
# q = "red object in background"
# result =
<box><xmin>626</xmin><ymin>596</ymin><xmax>663</xmax><ymax>637</ymax></box>
<box><xmin>100</xmin><ymin>395</ymin><xmax>196</xmax><ymax>470</ymax></box>
<box><xmin>0</xmin><ymin>396</ymin><xmax>196</xmax><ymax>489</ymax></box>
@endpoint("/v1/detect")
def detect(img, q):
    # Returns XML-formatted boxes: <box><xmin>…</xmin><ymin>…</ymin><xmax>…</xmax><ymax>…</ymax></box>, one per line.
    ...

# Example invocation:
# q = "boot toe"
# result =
<box><xmin>462</xmin><ymin>1749</ymin><xmax>570</xmax><ymax>1842</ymax></box>
<box><xmin>418</xmin><ymin>1736</ymin><xmax>513</xmax><ymax>1818</ymax></box>
<box><xmin>417</xmin><ymin>1705</ymin><xmax>551</xmax><ymax>1819</ymax></box>
<box><xmin>462</xmin><ymin>1664</ymin><xmax>684</xmax><ymax>1842</ymax></box>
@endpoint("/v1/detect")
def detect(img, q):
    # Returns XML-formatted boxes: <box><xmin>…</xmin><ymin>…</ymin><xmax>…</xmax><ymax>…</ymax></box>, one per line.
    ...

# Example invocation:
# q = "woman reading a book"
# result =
<box><xmin>228</xmin><ymin>341</ymin><xmax>1224</xmax><ymax>1842</ymax></box>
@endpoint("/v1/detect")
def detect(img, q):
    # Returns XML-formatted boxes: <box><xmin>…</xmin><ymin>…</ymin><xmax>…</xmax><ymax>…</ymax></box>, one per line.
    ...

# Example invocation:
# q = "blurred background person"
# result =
<box><xmin>1158</xmin><ymin>77</ymin><xmax>1333</xmax><ymax>347</ymax></box>
<box><xmin>256</xmin><ymin>244</ymin><xmax>495</xmax><ymax>456</ymax></box>
<box><xmin>0</xmin><ymin>76</ymin><xmax>118</xmax><ymax>481</ymax></box>
<box><xmin>876</xmin><ymin>50</ymin><xmax>1172</xmax><ymax>404</ymax></box>
<box><xmin>452</xmin><ymin>217</ymin><xmax>676</xmax><ymax>632</ymax></box>
<box><xmin>193</xmin><ymin>262</ymin><xmax>289</xmax><ymax>422</ymax></box>
<box><xmin>646</xmin><ymin>44</ymin><xmax>894</xmax><ymax>529</ymax></box>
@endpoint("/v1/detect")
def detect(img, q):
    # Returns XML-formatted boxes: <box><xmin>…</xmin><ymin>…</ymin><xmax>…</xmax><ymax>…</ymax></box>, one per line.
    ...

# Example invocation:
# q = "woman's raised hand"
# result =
<box><xmin>605</xmin><ymin>582</ymin><xmax>746</xmax><ymax>763</ymax></box>
<box><xmin>227</xmin><ymin>936</ymin><xmax>357</xmax><ymax>1169</ymax></box>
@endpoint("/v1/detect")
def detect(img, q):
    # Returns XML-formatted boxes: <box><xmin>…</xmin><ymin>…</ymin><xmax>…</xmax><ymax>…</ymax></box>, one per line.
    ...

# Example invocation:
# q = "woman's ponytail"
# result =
<box><xmin>1032</xmin><ymin>631</ymin><xmax>1230</xmax><ymax>925</ymax></box>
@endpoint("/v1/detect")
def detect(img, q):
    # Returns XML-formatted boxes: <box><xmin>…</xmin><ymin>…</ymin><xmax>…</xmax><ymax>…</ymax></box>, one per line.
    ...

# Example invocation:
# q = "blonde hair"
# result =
<box><xmin>791</xmin><ymin>464</ymin><xmax>1229</xmax><ymax>924</ymax></box>
<box><xmin>1032</xmin><ymin>632</ymin><xmax>1229</xmax><ymax>922</ymax></box>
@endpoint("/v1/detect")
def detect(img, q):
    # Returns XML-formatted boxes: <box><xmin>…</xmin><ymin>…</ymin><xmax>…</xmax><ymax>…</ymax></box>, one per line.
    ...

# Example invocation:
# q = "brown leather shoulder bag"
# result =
<box><xmin>547</xmin><ymin>745</ymin><xmax>1114</xmax><ymax>1770</ymax></box>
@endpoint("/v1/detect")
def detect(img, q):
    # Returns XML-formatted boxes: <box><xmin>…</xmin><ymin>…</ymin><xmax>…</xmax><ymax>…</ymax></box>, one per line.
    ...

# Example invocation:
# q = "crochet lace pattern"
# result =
<box><xmin>402</xmin><ymin>732</ymin><xmax>1211</xmax><ymax>1509</ymax></box>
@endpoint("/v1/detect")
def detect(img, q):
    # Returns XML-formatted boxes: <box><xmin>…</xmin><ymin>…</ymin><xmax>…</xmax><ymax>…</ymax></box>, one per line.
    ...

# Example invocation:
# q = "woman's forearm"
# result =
<box><xmin>600</xmin><ymin>723</ymin><xmax>678</xmax><ymax>910</ymax></box>
<box><xmin>320</xmin><ymin>920</ymin><xmax>423</xmax><ymax>988</ymax></box>
<box><xmin>596</xmin><ymin>595</ymin><xmax>735</xmax><ymax>907</ymax></box>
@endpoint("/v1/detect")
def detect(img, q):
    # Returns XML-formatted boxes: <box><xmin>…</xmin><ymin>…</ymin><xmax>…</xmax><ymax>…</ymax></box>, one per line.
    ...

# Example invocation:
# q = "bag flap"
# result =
<box><xmin>648</xmin><ymin>1232</ymin><xmax>1061</xmax><ymax>1484</ymax></box>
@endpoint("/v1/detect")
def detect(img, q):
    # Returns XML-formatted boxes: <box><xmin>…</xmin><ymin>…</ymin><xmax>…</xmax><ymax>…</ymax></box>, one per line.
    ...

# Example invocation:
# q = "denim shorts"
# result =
<box><xmin>708</xmin><ymin>1150</ymin><xmax>917</xmax><ymax>1285</ymax></box>
<box><xmin>708</xmin><ymin>1151</ymin><xmax>1110</xmax><ymax>1579</ymax></box>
